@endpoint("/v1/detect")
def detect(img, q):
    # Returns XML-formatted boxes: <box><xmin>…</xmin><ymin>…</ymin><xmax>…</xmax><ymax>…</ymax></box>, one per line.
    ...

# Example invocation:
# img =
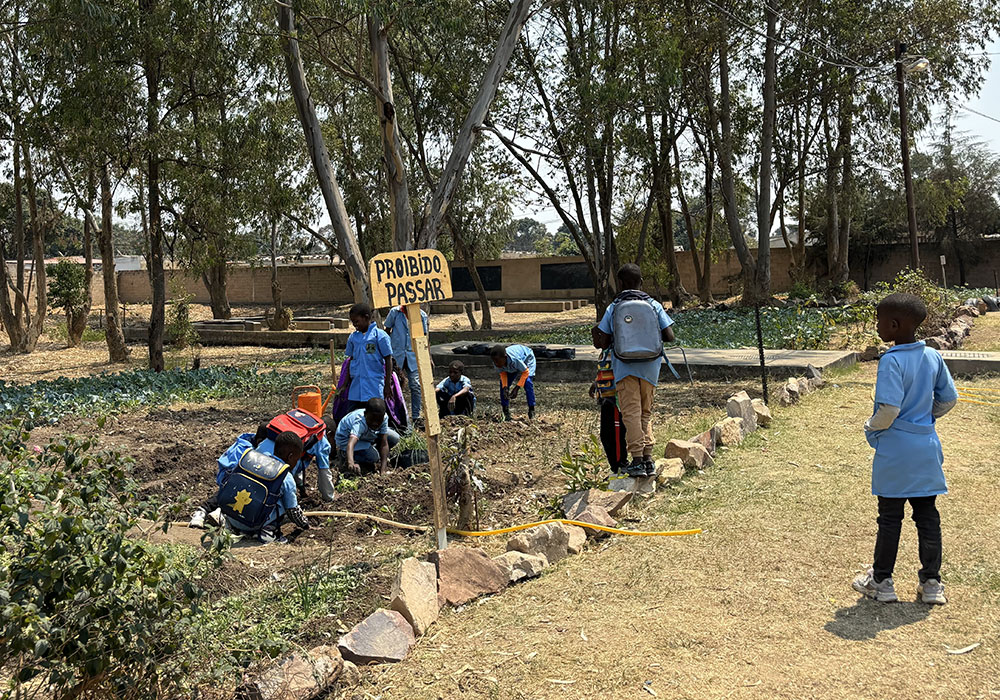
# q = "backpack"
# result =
<box><xmin>612</xmin><ymin>292</ymin><xmax>663</xmax><ymax>362</ymax></box>
<box><xmin>218</xmin><ymin>448</ymin><xmax>292</xmax><ymax>529</ymax></box>
<box><xmin>595</xmin><ymin>352</ymin><xmax>616</xmax><ymax>399</ymax></box>
<box><xmin>266</xmin><ymin>409</ymin><xmax>326</xmax><ymax>453</ymax></box>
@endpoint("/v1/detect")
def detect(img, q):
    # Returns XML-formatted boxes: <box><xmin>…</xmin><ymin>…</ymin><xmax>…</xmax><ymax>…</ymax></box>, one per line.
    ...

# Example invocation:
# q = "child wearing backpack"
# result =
<box><xmin>216</xmin><ymin>431</ymin><xmax>312</xmax><ymax>544</ymax></box>
<box><xmin>490</xmin><ymin>344</ymin><xmax>536</xmax><ymax>421</ymax></box>
<box><xmin>589</xmin><ymin>337</ymin><xmax>629</xmax><ymax>474</ymax></box>
<box><xmin>593</xmin><ymin>264</ymin><xmax>675</xmax><ymax>478</ymax></box>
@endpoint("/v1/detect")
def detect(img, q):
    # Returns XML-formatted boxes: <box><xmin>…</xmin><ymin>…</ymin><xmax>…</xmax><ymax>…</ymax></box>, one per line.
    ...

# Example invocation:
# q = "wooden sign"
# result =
<box><xmin>369</xmin><ymin>249</ymin><xmax>452</xmax><ymax>550</ymax></box>
<box><xmin>369</xmin><ymin>250</ymin><xmax>452</xmax><ymax>308</ymax></box>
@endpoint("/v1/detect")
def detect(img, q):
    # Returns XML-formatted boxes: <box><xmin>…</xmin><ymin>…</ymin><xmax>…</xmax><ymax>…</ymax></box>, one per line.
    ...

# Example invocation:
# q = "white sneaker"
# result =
<box><xmin>189</xmin><ymin>508</ymin><xmax>207</xmax><ymax>529</ymax></box>
<box><xmin>207</xmin><ymin>508</ymin><xmax>223</xmax><ymax>526</ymax></box>
<box><xmin>852</xmin><ymin>568</ymin><xmax>898</xmax><ymax>602</ymax></box>
<box><xmin>917</xmin><ymin>579</ymin><xmax>947</xmax><ymax>605</ymax></box>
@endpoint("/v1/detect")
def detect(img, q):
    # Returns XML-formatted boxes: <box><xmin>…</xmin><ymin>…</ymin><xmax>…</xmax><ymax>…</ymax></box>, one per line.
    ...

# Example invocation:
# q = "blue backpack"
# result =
<box><xmin>218</xmin><ymin>449</ymin><xmax>292</xmax><ymax>529</ymax></box>
<box><xmin>612</xmin><ymin>295</ymin><xmax>663</xmax><ymax>362</ymax></box>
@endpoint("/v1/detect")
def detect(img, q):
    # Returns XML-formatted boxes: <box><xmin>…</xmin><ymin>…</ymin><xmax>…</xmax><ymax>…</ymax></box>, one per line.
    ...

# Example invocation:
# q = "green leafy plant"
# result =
<box><xmin>443</xmin><ymin>424</ymin><xmax>486</xmax><ymax>530</ymax></box>
<box><xmin>861</xmin><ymin>267</ymin><xmax>963</xmax><ymax>338</ymax></box>
<box><xmin>0</xmin><ymin>420</ymin><xmax>227</xmax><ymax>699</ymax></box>
<box><xmin>46</xmin><ymin>260</ymin><xmax>91</xmax><ymax>346</ymax></box>
<box><xmin>559</xmin><ymin>434</ymin><xmax>609</xmax><ymax>492</ymax></box>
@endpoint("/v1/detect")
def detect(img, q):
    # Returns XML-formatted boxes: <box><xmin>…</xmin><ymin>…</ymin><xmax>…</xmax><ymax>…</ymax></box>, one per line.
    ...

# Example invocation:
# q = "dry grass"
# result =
<box><xmin>361</xmin><ymin>364</ymin><xmax>1000</xmax><ymax>700</ymax></box>
<box><xmin>963</xmin><ymin>314</ymin><xmax>1000</xmax><ymax>353</ymax></box>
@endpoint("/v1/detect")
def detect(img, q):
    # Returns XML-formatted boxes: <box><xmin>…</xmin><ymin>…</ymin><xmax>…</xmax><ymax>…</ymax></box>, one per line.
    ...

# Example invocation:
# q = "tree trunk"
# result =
<box><xmin>268</xmin><ymin>219</ymin><xmax>291</xmax><ymax>330</ymax></box>
<box><xmin>833</xmin><ymin>83</ymin><xmax>854</xmax><ymax>285</ymax></box>
<box><xmin>754</xmin><ymin>3</ymin><xmax>777</xmax><ymax>301</ymax></box>
<box><xmin>656</xmin><ymin>115</ymin><xmax>688</xmax><ymax>306</ymax></box>
<box><xmin>716</xmin><ymin>29</ymin><xmax>756</xmax><ymax>300</ymax></box>
<box><xmin>143</xmin><ymin>3</ymin><xmax>166</xmax><ymax>372</ymax></box>
<box><xmin>280</xmin><ymin>3</ymin><xmax>371</xmax><ymax>306</ymax></box>
<box><xmin>202</xmin><ymin>261</ymin><xmax>231</xmax><ymax>319</ymax></box>
<box><xmin>416</xmin><ymin>0</ymin><xmax>534</xmax><ymax>249</ymax></box>
<box><xmin>1</xmin><ymin>122</ymin><xmax>28</xmax><ymax>349</ymax></box>
<box><xmin>19</xmin><ymin>140</ymin><xmax>46</xmax><ymax>353</ymax></box>
<box><xmin>450</xmin><ymin>221</ymin><xmax>493</xmax><ymax>330</ymax></box>
<box><xmin>68</xmin><ymin>172</ymin><xmax>96</xmax><ymax>347</ymax></box>
<box><xmin>822</xmin><ymin>93</ymin><xmax>842</xmax><ymax>283</ymax></box>
<box><xmin>368</xmin><ymin>14</ymin><xmax>414</xmax><ymax>252</ymax></box>
<box><xmin>950</xmin><ymin>206</ymin><xmax>967</xmax><ymax>286</ymax></box>
<box><xmin>99</xmin><ymin>162</ymin><xmax>129</xmax><ymax>362</ymax></box>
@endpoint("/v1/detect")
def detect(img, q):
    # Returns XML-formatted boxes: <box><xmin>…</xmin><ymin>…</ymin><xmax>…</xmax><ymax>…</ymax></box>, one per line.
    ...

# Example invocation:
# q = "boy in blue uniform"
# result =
<box><xmin>593</xmin><ymin>264</ymin><xmax>674</xmax><ymax>477</ymax></box>
<box><xmin>853</xmin><ymin>293</ymin><xmax>957</xmax><ymax>605</ymax></box>
<box><xmin>335</xmin><ymin>398</ymin><xmax>401</xmax><ymax>476</ymax></box>
<box><xmin>220</xmin><ymin>431</ymin><xmax>311</xmax><ymax>544</ymax></box>
<box><xmin>436</xmin><ymin>360</ymin><xmax>476</xmax><ymax>417</ymax></box>
<box><xmin>256</xmin><ymin>421</ymin><xmax>334</xmax><ymax>502</ymax></box>
<box><xmin>490</xmin><ymin>344</ymin><xmax>536</xmax><ymax>421</ymax></box>
<box><xmin>385</xmin><ymin>304</ymin><xmax>430</xmax><ymax>420</ymax></box>
<box><xmin>342</xmin><ymin>303</ymin><xmax>393</xmax><ymax>411</ymax></box>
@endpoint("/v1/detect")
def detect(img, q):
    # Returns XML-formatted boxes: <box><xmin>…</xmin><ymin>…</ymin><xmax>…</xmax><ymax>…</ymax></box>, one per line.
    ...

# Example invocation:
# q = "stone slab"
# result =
<box><xmin>429</xmin><ymin>546</ymin><xmax>507</xmax><ymax>607</ymax></box>
<box><xmin>238</xmin><ymin>645</ymin><xmax>343</xmax><ymax>700</ymax></box>
<box><xmin>295</xmin><ymin>320</ymin><xmax>332</xmax><ymax>331</ymax></box>
<box><xmin>939</xmin><ymin>350</ymin><xmax>1000</xmax><ymax>375</ymax></box>
<box><xmin>506</xmin><ymin>523</ymin><xmax>569</xmax><ymax>565</ymax></box>
<box><xmin>561</xmin><ymin>489</ymin><xmax>633</xmax><ymax>519</ymax></box>
<box><xmin>504</xmin><ymin>301</ymin><xmax>571</xmax><ymax>313</ymax></box>
<box><xmin>608</xmin><ymin>476</ymin><xmax>656</xmax><ymax>496</ymax></box>
<box><xmin>337</xmin><ymin>610</ymin><xmax>414</xmax><ymax>665</ymax></box>
<box><xmin>389</xmin><ymin>558</ymin><xmax>438</xmax><ymax>637</ymax></box>
<box><xmin>432</xmin><ymin>342</ymin><xmax>858</xmax><ymax>382</ymax></box>
<box><xmin>493</xmin><ymin>551</ymin><xmax>547</xmax><ymax>583</ymax></box>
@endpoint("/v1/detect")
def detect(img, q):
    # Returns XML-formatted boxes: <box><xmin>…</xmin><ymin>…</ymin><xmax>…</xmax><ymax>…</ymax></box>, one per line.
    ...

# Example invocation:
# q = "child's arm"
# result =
<box><xmin>866</xmin><ymin>356</ymin><xmax>903</xmax><ymax>433</ymax></box>
<box><xmin>865</xmin><ymin>404</ymin><xmax>900</xmax><ymax>432</ymax></box>
<box><xmin>345</xmin><ymin>435</ymin><xmax>361</xmax><ymax>474</ymax></box>
<box><xmin>589</xmin><ymin>381</ymin><xmax>598</xmax><ymax>399</ymax></box>
<box><xmin>932</xmin><ymin>356</ymin><xmax>959</xmax><ymax>418</ymax></box>
<box><xmin>378</xmin><ymin>434</ymin><xmax>390</xmax><ymax>475</ymax></box>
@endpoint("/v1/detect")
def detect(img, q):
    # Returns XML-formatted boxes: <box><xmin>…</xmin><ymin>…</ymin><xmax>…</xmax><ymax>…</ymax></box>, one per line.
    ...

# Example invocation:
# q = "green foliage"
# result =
<box><xmin>0</xmin><ymin>366</ymin><xmax>302</xmax><ymax>429</ymax></box>
<box><xmin>392</xmin><ymin>430</ymin><xmax>428</xmax><ymax>456</ymax></box>
<box><xmin>165</xmin><ymin>285</ymin><xmax>199</xmax><ymax>350</ymax></box>
<box><xmin>861</xmin><ymin>267</ymin><xmax>963</xmax><ymax>337</ymax></box>
<box><xmin>787</xmin><ymin>280</ymin><xmax>818</xmax><ymax>301</ymax></box>
<box><xmin>0</xmin><ymin>420</ymin><xmax>227</xmax><ymax>699</ymax></box>
<box><xmin>49</xmin><ymin>322</ymin><xmax>106</xmax><ymax>344</ymax></box>
<box><xmin>559</xmin><ymin>435</ymin><xmax>608</xmax><ymax>493</ymax></box>
<box><xmin>46</xmin><ymin>260</ymin><xmax>88</xmax><ymax>313</ymax></box>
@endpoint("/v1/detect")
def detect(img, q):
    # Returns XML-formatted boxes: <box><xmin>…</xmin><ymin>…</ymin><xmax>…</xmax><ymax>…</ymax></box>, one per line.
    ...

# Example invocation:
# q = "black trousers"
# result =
<box><xmin>599</xmin><ymin>399</ymin><xmax>629</xmax><ymax>470</ymax></box>
<box><xmin>873</xmin><ymin>495</ymin><xmax>942</xmax><ymax>583</ymax></box>
<box><xmin>437</xmin><ymin>390</ymin><xmax>474</xmax><ymax>417</ymax></box>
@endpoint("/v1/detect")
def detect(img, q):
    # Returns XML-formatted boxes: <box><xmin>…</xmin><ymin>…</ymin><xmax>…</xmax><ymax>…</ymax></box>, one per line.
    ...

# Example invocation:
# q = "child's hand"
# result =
<box><xmin>508</xmin><ymin>385</ymin><xmax>520</xmax><ymax>401</ymax></box>
<box><xmin>588</xmin><ymin>382</ymin><xmax>597</xmax><ymax>399</ymax></box>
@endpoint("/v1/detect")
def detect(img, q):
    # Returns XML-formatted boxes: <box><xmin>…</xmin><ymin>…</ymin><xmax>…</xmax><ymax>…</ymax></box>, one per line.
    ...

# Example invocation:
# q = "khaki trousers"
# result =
<box><xmin>615</xmin><ymin>375</ymin><xmax>655</xmax><ymax>459</ymax></box>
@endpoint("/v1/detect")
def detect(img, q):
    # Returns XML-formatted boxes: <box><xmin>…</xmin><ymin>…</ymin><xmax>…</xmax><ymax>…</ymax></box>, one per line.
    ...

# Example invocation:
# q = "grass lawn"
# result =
<box><xmin>963</xmin><ymin>313</ymin><xmax>1000</xmax><ymax>352</ymax></box>
<box><xmin>361</xmin><ymin>363</ymin><xmax>1000</xmax><ymax>700</ymax></box>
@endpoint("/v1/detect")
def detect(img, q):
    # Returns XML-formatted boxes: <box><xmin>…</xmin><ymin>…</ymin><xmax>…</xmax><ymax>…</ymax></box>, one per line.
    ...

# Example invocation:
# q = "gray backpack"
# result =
<box><xmin>612</xmin><ymin>298</ymin><xmax>662</xmax><ymax>362</ymax></box>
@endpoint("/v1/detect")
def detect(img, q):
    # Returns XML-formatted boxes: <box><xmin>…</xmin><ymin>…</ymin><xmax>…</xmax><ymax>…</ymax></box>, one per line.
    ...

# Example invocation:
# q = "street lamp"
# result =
<box><xmin>895</xmin><ymin>41</ymin><xmax>930</xmax><ymax>270</ymax></box>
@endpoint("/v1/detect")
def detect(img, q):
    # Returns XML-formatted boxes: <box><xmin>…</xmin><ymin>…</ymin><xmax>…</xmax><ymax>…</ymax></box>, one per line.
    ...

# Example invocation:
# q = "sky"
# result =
<box><xmin>949</xmin><ymin>39</ymin><xmax>1000</xmax><ymax>151</ymax></box>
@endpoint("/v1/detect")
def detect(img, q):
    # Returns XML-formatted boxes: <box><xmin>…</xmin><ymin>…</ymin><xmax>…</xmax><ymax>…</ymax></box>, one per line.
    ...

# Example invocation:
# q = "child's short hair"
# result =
<box><xmin>877</xmin><ymin>293</ymin><xmax>927</xmax><ymax>326</ymax></box>
<box><xmin>274</xmin><ymin>431</ymin><xmax>304</xmax><ymax>461</ymax></box>
<box><xmin>617</xmin><ymin>263</ymin><xmax>642</xmax><ymax>287</ymax></box>
<box><xmin>349</xmin><ymin>302</ymin><xmax>372</xmax><ymax>319</ymax></box>
<box><xmin>449</xmin><ymin>360</ymin><xmax>465</xmax><ymax>373</ymax></box>
<box><xmin>364</xmin><ymin>397</ymin><xmax>387</xmax><ymax>419</ymax></box>
<box><xmin>490</xmin><ymin>345</ymin><xmax>508</xmax><ymax>361</ymax></box>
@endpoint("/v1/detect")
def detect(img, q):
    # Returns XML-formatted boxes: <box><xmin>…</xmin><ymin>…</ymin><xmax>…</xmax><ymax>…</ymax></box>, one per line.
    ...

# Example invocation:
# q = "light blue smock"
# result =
<box><xmin>384</xmin><ymin>306</ymin><xmax>429</xmax><ymax>370</ymax></box>
<box><xmin>345</xmin><ymin>324</ymin><xmax>392</xmax><ymax>402</ymax></box>
<box><xmin>865</xmin><ymin>341</ymin><xmax>958</xmax><ymax>498</ymax></box>
<box><xmin>496</xmin><ymin>345</ymin><xmax>536</xmax><ymax>377</ymax></box>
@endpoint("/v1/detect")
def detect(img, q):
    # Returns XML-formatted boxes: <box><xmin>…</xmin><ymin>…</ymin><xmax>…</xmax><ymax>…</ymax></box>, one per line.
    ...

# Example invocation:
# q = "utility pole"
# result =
<box><xmin>896</xmin><ymin>41</ymin><xmax>920</xmax><ymax>270</ymax></box>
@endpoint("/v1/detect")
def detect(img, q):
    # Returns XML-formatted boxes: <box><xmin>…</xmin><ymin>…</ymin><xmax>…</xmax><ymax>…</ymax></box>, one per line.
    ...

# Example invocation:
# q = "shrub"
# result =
<box><xmin>47</xmin><ymin>260</ymin><xmax>90</xmax><ymax>346</ymax></box>
<box><xmin>0</xmin><ymin>420</ymin><xmax>227</xmax><ymax>699</ymax></box>
<box><xmin>787</xmin><ymin>280</ymin><xmax>817</xmax><ymax>301</ymax></box>
<box><xmin>862</xmin><ymin>268</ymin><xmax>961</xmax><ymax>338</ymax></box>
<box><xmin>559</xmin><ymin>435</ymin><xmax>609</xmax><ymax>492</ymax></box>
<box><xmin>166</xmin><ymin>285</ymin><xmax>199</xmax><ymax>349</ymax></box>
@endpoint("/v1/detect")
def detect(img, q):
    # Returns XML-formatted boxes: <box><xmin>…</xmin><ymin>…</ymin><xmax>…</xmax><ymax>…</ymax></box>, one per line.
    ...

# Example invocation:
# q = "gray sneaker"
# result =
<box><xmin>852</xmin><ymin>568</ymin><xmax>898</xmax><ymax>602</ymax></box>
<box><xmin>188</xmin><ymin>507</ymin><xmax>207</xmax><ymax>529</ymax></box>
<box><xmin>917</xmin><ymin>578</ymin><xmax>947</xmax><ymax>605</ymax></box>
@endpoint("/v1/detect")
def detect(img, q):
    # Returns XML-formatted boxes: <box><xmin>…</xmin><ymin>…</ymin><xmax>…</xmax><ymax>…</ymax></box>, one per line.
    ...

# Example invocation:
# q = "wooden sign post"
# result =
<box><xmin>369</xmin><ymin>250</ymin><xmax>452</xmax><ymax>550</ymax></box>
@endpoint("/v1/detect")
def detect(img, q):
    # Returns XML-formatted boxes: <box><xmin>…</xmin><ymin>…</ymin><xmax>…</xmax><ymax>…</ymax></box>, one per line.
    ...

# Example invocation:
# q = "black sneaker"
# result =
<box><xmin>501</xmin><ymin>407</ymin><xmax>512</xmax><ymax>422</ymax></box>
<box><xmin>626</xmin><ymin>457</ymin><xmax>647</xmax><ymax>478</ymax></box>
<box><xmin>528</xmin><ymin>406</ymin><xmax>535</xmax><ymax>420</ymax></box>
<box><xmin>643</xmin><ymin>456</ymin><xmax>656</xmax><ymax>477</ymax></box>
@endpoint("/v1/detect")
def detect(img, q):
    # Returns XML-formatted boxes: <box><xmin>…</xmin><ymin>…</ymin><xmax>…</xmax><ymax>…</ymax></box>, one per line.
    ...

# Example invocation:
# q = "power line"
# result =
<box><xmin>957</xmin><ymin>103</ymin><xmax>1000</xmax><ymax>125</ymax></box>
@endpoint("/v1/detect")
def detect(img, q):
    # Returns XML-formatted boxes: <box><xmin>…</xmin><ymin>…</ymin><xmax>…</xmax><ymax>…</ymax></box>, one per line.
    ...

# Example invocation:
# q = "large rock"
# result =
<box><xmin>493</xmin><ymin>551</ymin><xmax>548</xmax><ymax>583</ymax></box>
<box><xmin>726</xmin><ymin>390</ymin><xmax>758</xmax><ymax>433</ymax></box>
<box><xmin>239</xmin><ymin>645</ymin><xmax>343</xmax><ymax>700</ymax></box>
<box><xmin>506</xmin><ymin>522</ymin><xmax>570</xmax><ymax>565</ymax></box>
<box><xmin>655</xmin><ymin>458</ymin><xmax>684</xmax><ymax>486</ymax></box>
<box><xmin>389</xmin><ymin>558</ymin><xmax>438</xmax><ymax>637</ymax></box>
<box><xmin>430</xmin><ymin>546</ymin><xmax>508</xmax><ymax>607</ymax></box>
<box><xmin>574</xmin><ymin>505</ymin><xmax>616</xmax><ymax>539</ymax></box>
<box><xmin>664</xmin><ymin>439</ymin><xmax>714</xmax><ymax>469</ymax></box>
<box><xmin>337</xmin><ymin>610</ymin><xmax>414</xmax><ymax>665</ymax></box>
<box><xmin>859</xmin><ymin>345</ymin><xmax>880</xmax><ymax>362</ymax></box>
<box><xmin>608</xmin><ymin>475</ymin><xmax>656</xmax><ymax>496</ymax></box>
<box><xmin>689</xmin><ymin>428</ymin><xmax>717</xmax><ymax>456</ymax></box>
<box><xmin>955</xmin><ymin>306</ymin><xmax>978</xmax><ymax>319</ymax></box>
<box><xmin>781</xmin><ymin>378</ymin><xmax>801</xmax><ymax>405</ymax></box>
<box><xmin>338</xmin><ymin>661</ymin><xmax>360</xmax><ymax>690</ymax></box>
<box><xmin>713</xmin><ymin>417</ymin><xmax>744</xmax><ymax>447</ymax></box>
<box><xmin>750</xmin><ymin>399</ymin><xmax>772</xmax><ymax>428</ymax></box>
<box><xmin>805</xmin><ymin>364</ymin><xmax>825</xmax><ymax>391</ymax></box>
<box><xmin>564</xmin><ymin>524</ymin><xmax>587</xmax><ymax>554</ymax></box>
<box><xmin>561</xmin><ymin>489</ymin><xmax>633</xmax><ymax>519</ymax></box>
<box><xmin>978</xmin><ymin>300</ymin><xmax>989</xmax><ymax>315</ymax></box>
<box><xmin>925</xmin><ymin>336</ymin><xmax>950</xmax><ymax>351</ymax></box>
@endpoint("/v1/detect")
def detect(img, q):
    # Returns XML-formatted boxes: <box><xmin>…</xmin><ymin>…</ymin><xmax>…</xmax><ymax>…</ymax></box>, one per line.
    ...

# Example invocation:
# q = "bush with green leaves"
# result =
<box><xmin>861</xmin><ymin>267</ymin><xmax>963</xmax><ymax>338</ymax></box>
<box><xmin>559</xmin><ymin>435</ymin><xmax>609</xmax><ymax>493</ymax></box>
<box><xmin>166</xmin><ymin>287</ymin><xmax>199</xmax><ymax>350</ymax></box>
<box><xmin>0</xmin><ymin>366</ymin><xmax>303</xmax><ymax>428</ymax></box>
<box><xmin>0</xmin><ymin>420</ymin><xmax>227</xmax><ymax>699</ymax></box>
<box><xmin>47</xmin><ymin>260</ymin><xmax>91</xmax><ymax>346</ymax></box>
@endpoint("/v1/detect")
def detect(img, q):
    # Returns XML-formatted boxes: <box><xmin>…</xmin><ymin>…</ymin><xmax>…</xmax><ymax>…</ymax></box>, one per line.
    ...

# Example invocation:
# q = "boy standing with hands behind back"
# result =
<box><xmin>593</xmin><ymin>264</ymin><xmax>674</xmax><ymax>478</ymax></box>
<box><xmin>853</xmin><ymin>293</ymin><xmax>958</xmax><ymax>605</ymax></box>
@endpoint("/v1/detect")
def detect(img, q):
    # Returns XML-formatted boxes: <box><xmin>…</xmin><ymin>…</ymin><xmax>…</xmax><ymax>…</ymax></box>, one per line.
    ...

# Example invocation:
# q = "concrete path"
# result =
<box><xmin>939</xmin><ymin>349</ymin><xmax>1000</xmax><ymax>375</ymax></box>
<box><xmin>432</xmin><ymin>342</ymin><xmax>858</xmax><ymax>382</ymax></box>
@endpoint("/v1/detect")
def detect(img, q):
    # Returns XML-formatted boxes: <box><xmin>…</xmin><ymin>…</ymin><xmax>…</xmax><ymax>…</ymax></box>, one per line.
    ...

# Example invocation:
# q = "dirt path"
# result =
<box><xmin>361</xmin><ymin>364</ymin><xmax>1000</xmax><ymax>700</ymax></box>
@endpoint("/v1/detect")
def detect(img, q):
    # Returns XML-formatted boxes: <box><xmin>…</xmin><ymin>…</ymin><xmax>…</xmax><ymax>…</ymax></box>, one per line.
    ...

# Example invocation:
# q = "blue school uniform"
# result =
<box><xmin>216</xmin><ymin>433</ymin><xmax>255</xmax><ymax>486</ymax></box>
<box><xmin>865</xmin><ymin>342</ymin><xmax>958</xmax><ymax>498</ymax></box>
<box><xmin>257</xmin><ymin>434</ymin><xmax>332</xmax><ymax>478</ymax></box>
<box><xmin>437</xmin><ymin>375</ymin><xmax>476</xmax><ymax>410</ymax></box>
<box><xmin>345</xmin><ymin>324</ymin><xmax>392</xmax><ymax>402</ymax></box>
<box><xmin>597</xmin><ymin>299</ymin><xmax>674</xmax><ymax>387</ymax></box>
<box><xmin>496</xmin><ymin>345</ymin><xmax>536</xmax><ymax>408</ymax></box>
<box><xmin>216</xmin><ymin>436</ymin><xmax>300</xmax><ymax>532</ymax></box>
<box><xmin>335</xmin><ymin>409</ymin><xmax>389</xmax><ymax>451</ymax></box>
<box><xmin>384</xmin><ymin>306</ymin><xmax>429</xmax><ymax>369</ymax></box>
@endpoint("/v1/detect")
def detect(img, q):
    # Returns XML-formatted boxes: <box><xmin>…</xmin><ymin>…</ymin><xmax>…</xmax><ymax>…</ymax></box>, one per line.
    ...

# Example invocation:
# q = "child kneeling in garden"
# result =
<box><xmin>334</xmin><ymin>397</ymin><xmax>400</xmax><ymax>476</ymax></box>
<box><xmin>436</xmin><ymin>360</ymin><xmax>476</xmax><ymax>417</ymax></box>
